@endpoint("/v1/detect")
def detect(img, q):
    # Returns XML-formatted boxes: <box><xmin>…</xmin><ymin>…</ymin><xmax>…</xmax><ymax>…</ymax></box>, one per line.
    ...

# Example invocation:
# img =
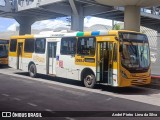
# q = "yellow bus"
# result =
<box><xmin>9</xmin><ymin>30</ymin><xmax>151</xmax><ymax>88</ymax></box>
<box><xmin>0</xmin><ymin>39</ymin><xmax>9</xmax><ymax>65</ymax></box>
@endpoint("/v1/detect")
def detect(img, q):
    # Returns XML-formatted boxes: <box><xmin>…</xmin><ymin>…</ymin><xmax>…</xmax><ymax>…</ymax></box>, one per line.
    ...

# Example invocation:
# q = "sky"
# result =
<box><xmin>0</xmin><ymin>16</ymin><xmax>113</xmax><ymax>32</ymax></box>
<box><xmin>0</xmin><ymin>0</ymin><xmax>5</xmax><ymax>6</ymax></box>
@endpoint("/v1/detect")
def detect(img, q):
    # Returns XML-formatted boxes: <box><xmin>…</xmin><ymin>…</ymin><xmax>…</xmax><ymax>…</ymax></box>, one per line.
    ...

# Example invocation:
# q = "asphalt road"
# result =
<box><xmin>0</xmin><ymin>69</ymin><xmax>160</xmax><ymax>120</ymax></box>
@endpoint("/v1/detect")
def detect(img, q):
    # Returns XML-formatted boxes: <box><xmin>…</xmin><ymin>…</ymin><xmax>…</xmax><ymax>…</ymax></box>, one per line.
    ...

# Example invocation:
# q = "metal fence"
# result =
<box><xmin>147</xmin><ymin>34</ymin><xmax>160</xmax><ymax>75</ymax></box>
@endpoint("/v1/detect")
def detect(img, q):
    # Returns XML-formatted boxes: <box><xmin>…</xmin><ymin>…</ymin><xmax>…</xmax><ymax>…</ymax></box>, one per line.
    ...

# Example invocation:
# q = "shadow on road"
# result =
<box><xmin>15</xmin><ymin>72</ymin><xmax>84</xmax><ymax>86</ymax></box>
<box><xmin>0</xmin><ymin>65</ymin><xmax>10</xmax><ymax>69</ymax></box>
<box><xmin>13</xmin><ymin>72</ymin><xmax>160</xmax><ymax>96</ymax></box>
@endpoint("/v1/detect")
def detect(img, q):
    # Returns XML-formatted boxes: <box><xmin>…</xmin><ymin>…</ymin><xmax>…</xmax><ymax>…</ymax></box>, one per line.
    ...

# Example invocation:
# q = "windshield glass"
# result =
<box><xmin>119</xmin><ymin>32</ymin><xmax>150</xmax><ymax>70</ymax></box>
<box><xmin>121</xmin><ymin>42</ymin><xmax>150</xmax><ymax>69</ymax></box>
<box><xmin>0</xmin><ymin>44</ymin><xmax>8</xmax><ymax>57</ymax></box>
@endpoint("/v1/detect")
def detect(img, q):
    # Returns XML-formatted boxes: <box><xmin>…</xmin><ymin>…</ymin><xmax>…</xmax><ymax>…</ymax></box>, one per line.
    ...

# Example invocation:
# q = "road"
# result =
<box><xmin>0</xmin><ymin>67</ymin><xmax>160</xmax><ymax>120</ymax></box>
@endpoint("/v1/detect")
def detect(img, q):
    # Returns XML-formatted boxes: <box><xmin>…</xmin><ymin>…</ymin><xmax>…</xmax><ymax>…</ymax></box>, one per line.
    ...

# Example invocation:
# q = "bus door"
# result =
<box><xmin>96</xmin><ymin>41</ymin><xmax>118</xmax><ymax>85</ymax></box>
<box><xmin>47</xmin><ymin>42</ymin><xmax>57</xmax><ymax>75</ymax></box>
<box><xmin>17</xmin><ymin>42</ymin><xmax>23</xmax><ymax>69</ymax></box>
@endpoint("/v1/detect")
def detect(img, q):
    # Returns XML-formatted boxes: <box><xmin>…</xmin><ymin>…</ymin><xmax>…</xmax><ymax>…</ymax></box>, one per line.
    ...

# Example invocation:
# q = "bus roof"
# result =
<box><xmin>10</xmin><ymin>34</ymin><xmax>34</xmax><ymax>39</ymax></box>
<box><xmin>10</xmin><ymin>30</ymin><xmax>143</xmax><ymax>39</ymax></box>
<box><xmin>36</xmin><ymin>30</ymin><xmax>143</xmax><ymax>37</ymax></box>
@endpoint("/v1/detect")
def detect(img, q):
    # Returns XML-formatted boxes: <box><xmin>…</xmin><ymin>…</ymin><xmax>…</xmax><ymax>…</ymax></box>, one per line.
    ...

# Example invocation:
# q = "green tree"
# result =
<box><xmin>113</xmin><ymin>24</ymin><xmax>121</xmax><ymax>30</ymax></box>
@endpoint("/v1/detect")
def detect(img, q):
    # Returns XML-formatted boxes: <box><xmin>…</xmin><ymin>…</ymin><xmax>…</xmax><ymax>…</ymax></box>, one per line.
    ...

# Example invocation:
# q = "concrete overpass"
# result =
<box><xmin>0</xmin><ymin>0</ymin><xmax>160</xmax><ymax>34</ymax></box>
<box><xmin>0</xmin><ymin>0</ymin><xmax>160</xmax><ymax>72</ymax></box>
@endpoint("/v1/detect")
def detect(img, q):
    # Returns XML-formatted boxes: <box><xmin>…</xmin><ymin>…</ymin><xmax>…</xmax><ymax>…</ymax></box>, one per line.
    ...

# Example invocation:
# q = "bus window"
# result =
<box><xmin>0</xmin><ymin>45</ymin><xmax>3</xmax><ymax>51</ymax></box>
<box><xmin>113</xmin><ymin>43</ymin><xmax>117</xmax><ymax>62</ymax></box>
<box><xmin>60</xmin><ymin>37</ymin><xmax>76</xmax><ymax>55</ymax></box>
<box><xmin>77</xmin><ymin>37</ymin><xmax>96</xmax><ymax>56</ymax></box>
<box><xmin>10</xmin><ymin>39</ymin><xmax>17</xmax><ymax>52</ymax></box>
<box><xmin>24</xmin><ymin>39</ymin><xmax>34</xmax><ymax>53</ymax></box>
<box><xmin>35</xmin><ymin>38</ymin><xmax>46</xmax><ymax>54</ymax></box>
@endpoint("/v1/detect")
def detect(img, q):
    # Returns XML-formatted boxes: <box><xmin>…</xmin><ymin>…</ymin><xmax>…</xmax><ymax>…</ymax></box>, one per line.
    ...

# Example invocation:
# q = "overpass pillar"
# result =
<box><xmin>71</xmin><ymin>6</ymin><xmax>84</xmax><ymax>31</ymax></box>
<box><xmin>124</xmin><ymin>6</ymin><xmax>140</xmax><ymax>32</ymax></box>
<box><xmin>15</xmin><ymin>16</ymin><xmax>36</xmax><ymax>35</ymax></box>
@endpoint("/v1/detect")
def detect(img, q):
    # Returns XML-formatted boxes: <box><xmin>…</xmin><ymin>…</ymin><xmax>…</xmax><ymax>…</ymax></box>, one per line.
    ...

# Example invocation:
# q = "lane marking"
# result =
<box><xmin>45</xmin><ymin>109</ymin><xmax>55</xmax><ymax>113</ymax></box>
<box><xmin>45</xmin><ymin>109</ymin><xmax>53</xmax><ymax>112</ymax></box>
<box><xmin>65</xmin><ymin>117</ymin><xmax>76</xmax><ymax>120</ymax></box>
<box><xmin>45</xmin><ymin>109</ymin><xmax>56</xmax><ymax>114</ymax></box>
<box><xmin>13</xmin><ymin>98</ymin><xmax>21</xmax><ymax>101</ymax></box>
<box><xmin>106</xmin><ymin>98</ymin><xmax>112</xmax><ymax>101</ymax></box>
<box><xmin>2</xmin><ymin>94</ymin><xmax>10</xmax><ymax>97</ymax></box>
<box><xmin>27</xmin><ymin>103</ymin><xmax>38</xmax><ymax>107</ymax></box>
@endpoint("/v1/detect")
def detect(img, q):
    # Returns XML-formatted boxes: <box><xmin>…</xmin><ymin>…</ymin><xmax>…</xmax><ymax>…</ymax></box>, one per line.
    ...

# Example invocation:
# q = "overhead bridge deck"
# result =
<box><xmin>0</xmin><ymin>0</ymin><xmax>160</xmax><ymax>31</ymax></box>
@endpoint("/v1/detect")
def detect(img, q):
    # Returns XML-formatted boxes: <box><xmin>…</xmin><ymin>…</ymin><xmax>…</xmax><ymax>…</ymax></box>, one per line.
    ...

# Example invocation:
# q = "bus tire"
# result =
<box><xmin>29</xmin><ymin>64</ymin><xmax>37</xmax><ymax>78</ymax></box>
<box><xmin>83</xmin><ymin>72</ymin><xmax>96</xmax><ymax>88</ymax></box>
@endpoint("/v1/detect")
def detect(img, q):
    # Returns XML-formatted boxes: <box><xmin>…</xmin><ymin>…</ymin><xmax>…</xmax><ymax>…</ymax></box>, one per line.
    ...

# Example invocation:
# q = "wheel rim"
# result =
<box><xmin>85</xmin><ymin>75</ymin><xmax>94</xmax><ymax>85</ymax></box>
<box><xmin>30</xmin><ymin>66</ymin><xmax>35</xmax><ymax>75</ymax></box>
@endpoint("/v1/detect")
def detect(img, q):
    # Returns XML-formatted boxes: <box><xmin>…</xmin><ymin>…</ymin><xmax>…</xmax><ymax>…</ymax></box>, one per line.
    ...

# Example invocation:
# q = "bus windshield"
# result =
<box><xmin>0</xmin><ymin>44</ymin><xmax>8</xmax><ymax>58</ymax></box>
<box><xmin>119</xmin><ymin>32</ymin><xmax>150</xmax><ymax>70</ymax></box>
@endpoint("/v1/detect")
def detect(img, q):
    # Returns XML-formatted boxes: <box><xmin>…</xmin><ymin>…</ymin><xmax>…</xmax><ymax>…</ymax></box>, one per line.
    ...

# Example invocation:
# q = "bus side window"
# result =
<box><xmin>35</xmin><ymin>38</ymin><xmax>46</xmax><ymax>54</ymax></box>
<box><xmin>77</xmin><ymin>37</ymin><xmax>96</xmax><ymax>56</ymax></box>
<box><xmin>24</xmin><ymin>39</ymin><xmax>34</xmax><ymax>53</ymax></box>
<box><xmin>60</xmin><ymin>37</ymin><xmax>76</xmax><ymax>55</ymax></box>
<box><xmin>10</xmin><ymin>39</ymin><xmax>17</xmax><ymax>52</ymax></box>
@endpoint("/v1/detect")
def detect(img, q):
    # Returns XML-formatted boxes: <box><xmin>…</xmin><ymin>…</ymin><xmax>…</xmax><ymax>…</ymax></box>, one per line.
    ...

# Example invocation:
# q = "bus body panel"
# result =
<box><xmin>8</xmin><ymin>30</ymin><xmax>151</xmax><ymax>88</ymax></box>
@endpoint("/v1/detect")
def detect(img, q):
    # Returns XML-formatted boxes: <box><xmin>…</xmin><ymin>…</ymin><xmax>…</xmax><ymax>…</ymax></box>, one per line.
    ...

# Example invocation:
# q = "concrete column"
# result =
<box><xmin>124</xmin><ymin>5</ymin><xmax>140</xmax><ymax>32</ymax></box>
<box><xmin>15</xmin><ymin>16</ymin><xmax>36</xmax><ymax>35</ymax></box>
<box><xmin>71</xmin><ymin>6</ymin><xmax>84</xmax><ymax>31</ymax></box>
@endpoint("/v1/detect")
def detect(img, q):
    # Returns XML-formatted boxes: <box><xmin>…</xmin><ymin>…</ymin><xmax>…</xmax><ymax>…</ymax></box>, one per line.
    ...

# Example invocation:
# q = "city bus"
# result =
<box><xmin>0</xmin><ymin>39</ymin><xmax>9</xmax><ymax>65</ymax></box>
<box><xmin>9</xmin><ymin>30</ymin><xmax>151</xmax><ymax>88</ymax></box>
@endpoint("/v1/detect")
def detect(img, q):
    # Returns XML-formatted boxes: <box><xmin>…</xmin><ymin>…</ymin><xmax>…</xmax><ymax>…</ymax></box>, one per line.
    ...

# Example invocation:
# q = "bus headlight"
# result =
<box><xmin>121</xmin><ymin>70</ymin><xmax>128</xmax><ymax>79</ymax></box>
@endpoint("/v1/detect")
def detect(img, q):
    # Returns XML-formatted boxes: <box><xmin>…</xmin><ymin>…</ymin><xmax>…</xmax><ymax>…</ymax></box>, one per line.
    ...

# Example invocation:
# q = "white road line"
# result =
<box><xmin>65</xmin><ymin>117</ymin><xmax>76</xmax><ymax>120</ymax></box>
<box><xmin>27</xmin><ymin>103</ymin><xmax>38</xmax><ymax>107</ymax></box>
<box><xmin>2</xmin><ymin>94</ymin><xmax>10</xmax><ymax>97</ymax></box>
<box><xmin>45</xmin><ymin>109</ymin><xmax>52</xmax><ymax>112</ymax></box>
<box><xmin>106</xmin><ymin>98</ymin><xmax>112</xmax><ymax>101</ymax></box>
<box><xmin>45</xmin><ymin>109</ymin><xmax>55</xmax><ymax>113</ymax></box>
<box><xmin>13</xmin><ymin>98</ymin><xmax>21</xmax><ymax>101</ymax></box>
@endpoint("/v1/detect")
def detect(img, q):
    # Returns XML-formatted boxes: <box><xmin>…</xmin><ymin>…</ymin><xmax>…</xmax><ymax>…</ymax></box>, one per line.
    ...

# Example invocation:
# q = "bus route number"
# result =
<box><xmin>75</xmin><ymin>59</ymin><xmax>84</xmax><ymax>62</ymax></box>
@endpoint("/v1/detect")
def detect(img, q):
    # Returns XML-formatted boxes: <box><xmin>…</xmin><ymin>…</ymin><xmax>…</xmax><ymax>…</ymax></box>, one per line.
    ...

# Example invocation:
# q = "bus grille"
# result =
<box><xmin>131</xmin><ymin>79</ymin><xmax>147</xmax><ymax>85</ymax></box>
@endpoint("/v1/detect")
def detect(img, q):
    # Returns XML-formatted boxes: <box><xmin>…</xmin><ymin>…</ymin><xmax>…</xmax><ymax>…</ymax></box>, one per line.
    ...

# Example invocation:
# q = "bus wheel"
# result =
<box><xmin>83</xmin><ymin>73</ymin><xmax>96</xmax><ymax>88</ymax></box>
<box><xmin>29</xmin><ymin>64</ymin><xmax>37</xmax><ymax>78</ymax></box>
